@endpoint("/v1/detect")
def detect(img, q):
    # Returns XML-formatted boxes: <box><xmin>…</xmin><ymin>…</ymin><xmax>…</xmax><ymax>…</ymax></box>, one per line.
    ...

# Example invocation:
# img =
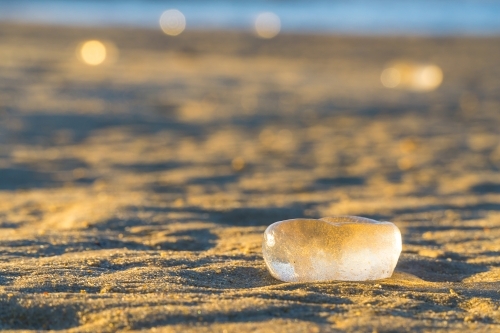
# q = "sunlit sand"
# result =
<box><xmin>1</xmin><ymin>23</ymin><xmax>500</xmax><ymax>332</ymax></box>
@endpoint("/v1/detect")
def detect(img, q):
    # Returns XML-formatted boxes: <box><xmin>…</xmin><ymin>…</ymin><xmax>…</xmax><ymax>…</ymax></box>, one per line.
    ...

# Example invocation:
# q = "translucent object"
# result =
<box><xmin>262</xmin><ymin>216</ymin><xmax>402</xmax><ymax>282</ymax></box>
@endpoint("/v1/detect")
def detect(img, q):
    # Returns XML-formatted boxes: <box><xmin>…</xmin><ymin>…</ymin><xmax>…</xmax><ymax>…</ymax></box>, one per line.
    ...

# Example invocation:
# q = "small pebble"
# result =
<box><xmin>262</xmin><ymin>216</ymin><xmax>402</xmax><ymax>282</ymax></box>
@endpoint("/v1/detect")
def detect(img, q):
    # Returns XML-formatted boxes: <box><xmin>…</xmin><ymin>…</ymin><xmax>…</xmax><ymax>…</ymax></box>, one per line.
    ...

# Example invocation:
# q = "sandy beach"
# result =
<box><xmin>1</xmin><ymin>23</ymin><xmax>500</xmax><ymax>332</ymax></box>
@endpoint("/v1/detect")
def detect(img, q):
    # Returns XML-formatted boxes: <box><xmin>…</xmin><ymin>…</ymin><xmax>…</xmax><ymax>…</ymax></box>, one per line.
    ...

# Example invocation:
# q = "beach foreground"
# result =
<box><xmin>1</xmin><ymin>24</ymin><xmax>500</xmax><ymax>332</ymax></box>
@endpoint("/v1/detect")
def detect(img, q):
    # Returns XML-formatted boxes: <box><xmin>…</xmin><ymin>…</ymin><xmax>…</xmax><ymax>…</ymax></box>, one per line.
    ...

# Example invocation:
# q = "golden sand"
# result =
<box><xmin>1</xmin><ymin>24</ymin><xmax>500</xmax><ymax>332</ymax></box>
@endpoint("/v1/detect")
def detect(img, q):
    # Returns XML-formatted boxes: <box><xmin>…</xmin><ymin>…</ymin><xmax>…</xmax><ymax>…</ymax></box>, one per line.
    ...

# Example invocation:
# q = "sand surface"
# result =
<box><xmin>1</xmin><ymin>24</ymin><xmax>500</xmax><ymax>332</ymax></box>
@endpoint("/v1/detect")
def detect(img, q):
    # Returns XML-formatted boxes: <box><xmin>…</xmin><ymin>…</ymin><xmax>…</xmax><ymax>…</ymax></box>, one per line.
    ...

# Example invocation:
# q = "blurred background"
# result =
<box><xmin>2</xmin><ymin>0</ymin><xmax>500</xmax><ymax>35</ymax></box>
<box><xmin>1</xmin><ymin>0</ymin><xmax>500</xmax><ymax>210</ymax></box>
<box><xmin>1</xmin><ymin>0</ymin><xmax>500</xmax><ymax>214</ymax></box>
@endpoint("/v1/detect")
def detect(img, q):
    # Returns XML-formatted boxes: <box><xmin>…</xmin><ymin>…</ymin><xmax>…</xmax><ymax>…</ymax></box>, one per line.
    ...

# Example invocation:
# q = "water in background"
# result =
<box><xmin>1</xmin><ymin>0</ymin><xmax>500</xmax><ymax>35</ymax></box>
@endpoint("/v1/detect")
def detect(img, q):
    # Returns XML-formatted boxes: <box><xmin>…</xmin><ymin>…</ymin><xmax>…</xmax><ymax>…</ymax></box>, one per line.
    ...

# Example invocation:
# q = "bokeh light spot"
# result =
<box><xmin>415</xmin><ymin>65</ymin><xmax>443</xmax><ymax>91</ymax></box>
<box><xmin>381</xmin><ymin>62</ymin><xmax>443</xmax><ymax>91</ymax></box>
<box><xmin>79</xmin><ymin>40</ymin><xmax>107</xmax><ymax>66</ymax></box>
<box><xmin>255</xmin><ymin>12</ymin><xmax>281</xmax><ymax>39</ymax></box>
<box><xmin>380</xmin><ymin>67</ymin><xmax>401</xmax><ymax>88</ymax></box>
<box><xmin>160</xmin><ymin>9</ymin><xmax>186</xmax><ymax>36</ymax></box>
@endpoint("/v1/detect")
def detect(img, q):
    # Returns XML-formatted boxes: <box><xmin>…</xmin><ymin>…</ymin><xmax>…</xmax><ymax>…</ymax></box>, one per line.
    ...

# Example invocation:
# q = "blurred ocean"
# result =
<box><xmin>1</xmin><ymin>0</ymin><xmax>500</xmax><ymax>35</ymax></box>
